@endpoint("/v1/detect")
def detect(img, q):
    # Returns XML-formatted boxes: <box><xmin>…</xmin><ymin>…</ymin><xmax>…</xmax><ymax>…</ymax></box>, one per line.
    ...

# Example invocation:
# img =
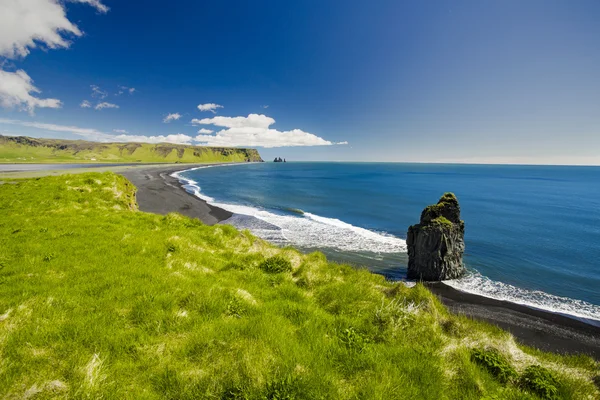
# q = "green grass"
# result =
<box><xmin>0</xmin><ymin>173</ymin><xmax>598</xmax><ymax>399</ymax></box>
<box><xmin>0</xmin><ymin>135</ymin><xmax>263</xmax><ymax>163</ymax></box>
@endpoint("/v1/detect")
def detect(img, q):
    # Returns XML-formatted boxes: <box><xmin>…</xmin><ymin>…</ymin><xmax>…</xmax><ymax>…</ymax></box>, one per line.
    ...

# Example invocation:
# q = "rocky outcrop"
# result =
<box><xmin>407</xmin><ymin>192</ymin><xmax>466</xmax><ymax>281</ymax></box>
<box><xmin>273</xmin><ymin>157</ymin><xmax>286</xmax><ymax>163</ymax></box>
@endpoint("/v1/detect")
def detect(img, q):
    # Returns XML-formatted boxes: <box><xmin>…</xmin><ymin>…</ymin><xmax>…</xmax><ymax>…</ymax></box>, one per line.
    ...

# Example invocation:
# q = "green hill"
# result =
<box><xmin>0</xmin><ymin>135</ymin><xmax>263</xmax><ymax>163</ymax></box>
<box><xmin>0</xmin><ymin>172</ymin><xmax>598</xmax><ymax>399</ymax></box>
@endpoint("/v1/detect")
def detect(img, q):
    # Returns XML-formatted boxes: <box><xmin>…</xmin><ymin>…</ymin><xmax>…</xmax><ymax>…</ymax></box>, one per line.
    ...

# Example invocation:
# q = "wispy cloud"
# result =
<box><xmin>192</xmin><ymin>114</ymin><xmax>346</xmax><ymax>148</ymax></box>
<box><xmin>112</xmin><ymin>133</ymin><xmax>193</xmax><ymax>145</ymax></box>
<box><xmin>197</xmin><ymin>128</ymin><xmax>213</xmax><ymax>134</ymax></box>
<box><xmin>80</xmin><ymin>100</ymin><xmax>91</xmax><ymax>108</ymax></box>
<box><xmin>0</xmin><ymin>118</ymin><xmax>192</xmax><ymax>144</ymax></box>
<box><xmin>90</xmin><ymin>85</ymin><xmax>108</xmax><ymax>99</ymax></box>
<box><xmin>117</xmin><ymin>85</ymin><xmax>135</xmax><ymax>95</ymax></box>
<box><xmin>163</xmin><ymin>113</ymin><xmax>181</xmax><ymax>123</ymax></box>
<box><xmin>0</xmin><ymin>70</ymin><xmax>62</xmax><ymax>114</ymax></box>
<box><xmin>197</xmin><ymin>103</ymin><xmax>223</xmax><ymax>113</ymax></box>
<box><xmin>95</xmin><ymin>102</ymin><xmax>119</xmax><ymax>110</ymax></box>
<box><xmin>113</xmin><ymin>129</ymin><xmax>128</xmax><ymax>134</ymax></box>
<box><xmin>0</xmin><ymin>118</ymin><xmax>112</xmax><ymax>140</ymax></box>
<box><xmin>68</xmin><ymin>0</ymin><xmax>109</xmax><ymax>14</ymax></box>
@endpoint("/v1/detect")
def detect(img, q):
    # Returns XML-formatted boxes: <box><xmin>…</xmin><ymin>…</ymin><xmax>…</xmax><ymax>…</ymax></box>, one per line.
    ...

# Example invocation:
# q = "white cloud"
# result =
<box><xmin>95</xmin><ymin>102</ymin><xmax>119</xmax><ymax>110</ymax></box>
<box><xmin>197</xmin><ymin>128</ymin><xmax>213</xmax><ymax>134</ymax></box>
<box><xmin>197</xmin><ymin>103</ymin><xmax>223</xmax><ymax>113</ymax></box>
<box><xmin>192</xmin><ymin>114</ymin><xmax>274</xmax><ymax>129</ymax></box>
<box><xmin>0</xmin><ymin>0</ymin><xmax>82</xmax><ymax>59</ymax></box>
<box><xmin>90</xmin><ymin>85</ymin><xmax>108</xmax><ymax>99</ymax></box>
<box><xmin>191</xmin><ymin>113</ymin><xmax>345</xmax><ymax>148</ymax></box>
<box><xmin>262</xmin><ymin>105</ymin><xmax>269</xmax><ymax>109</ymax></box>
<box><xmin>0</xmin><ymin>69</ymin><xmax>62</xmax><ymax>113</ymax></box>
<box><xmin>117</xmin><ymin>85</ymin><xmax>135</xmax><ymax>95</ymax></box>
<box><xmin>113</xmin><ymin>129</ymin><xmax>128</xmax><ymax>134</ymax></box>
<box><xmin>80</xmin><ymin>100</ymin><xmax>91</xmax><ymax>108</ymax></box>
<box><xmin>113</xmin><ymin>133</ymin><xmax>193</xmax><ymax>145</ymax></box>
<box><xmin>69</xmin><ymin>0</ymin><xmax>109</xmax><ymax>14</ymax></box>
<box><xmin>163</xmin><ymin>113</ymin><xmax>181</xmax><ymax>123</ymax></box>
<box><xmin>0</xmin><ymin>115</ymin><xmax>347</xmax><ymax>148</ymax></box>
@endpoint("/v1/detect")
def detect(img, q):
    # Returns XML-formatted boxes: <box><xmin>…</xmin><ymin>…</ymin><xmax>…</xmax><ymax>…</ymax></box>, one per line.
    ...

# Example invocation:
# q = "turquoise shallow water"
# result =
<box><xmin>176</xmin><ymin>162</ymin><xmax>600</xmax><ymax>321</ymax></box>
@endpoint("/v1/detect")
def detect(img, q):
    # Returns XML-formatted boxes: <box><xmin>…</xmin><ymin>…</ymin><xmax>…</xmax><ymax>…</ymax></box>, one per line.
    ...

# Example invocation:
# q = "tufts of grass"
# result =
<box><xmin>519</xmin><ymin>365</ymin><xmax>560</xmax><ymax>400</ymax></box>
<box><xmin>259</xmin><ymin>255</ymin><xmax>292</xmax><ymax>274</ymax></box>
<box><xmin>471</xmin><ymin>348</ymin><xmax>518</xmax><ymax>384</ymax></box>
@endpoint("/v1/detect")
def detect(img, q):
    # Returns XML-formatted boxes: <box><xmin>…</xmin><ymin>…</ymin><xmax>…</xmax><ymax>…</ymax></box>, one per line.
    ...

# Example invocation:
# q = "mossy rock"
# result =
<box><xmin>420</xmin><ymin>192</ymin><xmax>461</xmax><ymax>225</ymax></box>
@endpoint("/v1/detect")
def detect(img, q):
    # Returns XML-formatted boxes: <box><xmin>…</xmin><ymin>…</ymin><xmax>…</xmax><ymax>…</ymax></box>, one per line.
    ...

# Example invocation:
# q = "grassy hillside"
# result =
<box><xmin>0</xmin><ymin>173</ymin><xmax>598</xmax><ymax>399</ymax></box>
<box><xmin>0</xmin><ymin>135</ymin><xmax>263</xmax><ymax>163</ymax></box>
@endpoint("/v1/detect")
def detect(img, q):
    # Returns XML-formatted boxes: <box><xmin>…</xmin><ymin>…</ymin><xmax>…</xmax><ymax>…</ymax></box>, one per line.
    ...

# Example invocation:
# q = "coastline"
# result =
<box><xmin>3</xmin><ymin>162</ymin><xmax>600</xmax><ymax>359</ymax></box>
<box><xmin>166</xmin><ymin>164</ymin><xmax>600</xmax><ymax>359</ymax></box>
<box><xmin>120</xmin><ymin>164</ymin><xmax>233</xmax><ymax>225</ymax></box>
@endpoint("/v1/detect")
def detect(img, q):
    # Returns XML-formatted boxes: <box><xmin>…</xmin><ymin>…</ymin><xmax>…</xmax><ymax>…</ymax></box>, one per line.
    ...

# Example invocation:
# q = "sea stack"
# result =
<box><xmin>407</xmin><ymin>192</ymin><xmax>466</xmax><ymax>281</ymax></box>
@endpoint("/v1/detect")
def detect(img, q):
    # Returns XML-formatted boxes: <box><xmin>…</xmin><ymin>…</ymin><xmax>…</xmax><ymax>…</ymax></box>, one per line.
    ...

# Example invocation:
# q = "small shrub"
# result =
<box><xmin>166</xmin><ymin>243</ymin><xmax>177</xmax><ymax>253</ymax></box>
<box><xmin>43</xmin><ymin>253</ymin><xmax>56</xmax><ymax>262</ymax></box>
<box><xmin>265</xmin><ymin>374</ymin><xmax>300</xmax><ymax>400</ymax></box>
<box><xmin>471</xmin><ymin>348</ymin><xmax>517</xmax><ymax>384</ymax></box>
<box><xmin>226</xmin><ymin>297</ymin><xmax>246</xmax><ymax>318</ymax></box>
<box><xmin>338</xmin><ymin>327</ymin><xmax>371</xmax><ymax>352</ymax></box>
<box><xmin>259</xmin><ymin>256</ymin><xmax>292</xmax><ymax>274</ymax></box>
<box><xmin>519</xmin><ymin>365</ymin><xmax>559</xmax><ymax>400</ymax></box>
<box><xmin>222</xmin><ymin>261</ymin><xmax>245</xmax><ymax>271</ymax></box>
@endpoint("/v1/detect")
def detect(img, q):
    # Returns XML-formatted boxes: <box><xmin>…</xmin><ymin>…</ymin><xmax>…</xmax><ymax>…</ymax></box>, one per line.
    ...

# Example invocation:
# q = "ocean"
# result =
<box><xmin>174</xmin><ymin>162</ymin><xmax>600</xmax><ymax>322</ymax></box>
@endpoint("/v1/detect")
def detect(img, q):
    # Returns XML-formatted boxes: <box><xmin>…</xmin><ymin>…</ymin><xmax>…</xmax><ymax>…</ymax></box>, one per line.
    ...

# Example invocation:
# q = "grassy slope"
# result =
<box><xmin>0</xmin><ymin>135</ymin><xmax>263</xmax><ymax>163</ymax></box>
<box><xmin>0</xmin><ymin>174</ymin><xmax>598</xmax><ymax>399</ymax></box>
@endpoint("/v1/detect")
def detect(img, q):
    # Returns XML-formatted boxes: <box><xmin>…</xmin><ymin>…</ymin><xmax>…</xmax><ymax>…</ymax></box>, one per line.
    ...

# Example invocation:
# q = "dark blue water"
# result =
<box><xmin>176</xmin><ymin>162</ymin><xmax>600</xmax><ymax>321</ymax></box>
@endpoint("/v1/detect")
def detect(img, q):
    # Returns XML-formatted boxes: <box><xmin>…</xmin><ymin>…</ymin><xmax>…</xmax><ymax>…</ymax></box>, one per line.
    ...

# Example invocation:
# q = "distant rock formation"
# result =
<box><xmin>273</xmin><ymin>157</ymin><xmax>286</xmax><ymax>163</ymax></box>
<box><xmin>407</xmin><ymin>192</ymin><xmax>466</xmax><ymax>281</ymax></box>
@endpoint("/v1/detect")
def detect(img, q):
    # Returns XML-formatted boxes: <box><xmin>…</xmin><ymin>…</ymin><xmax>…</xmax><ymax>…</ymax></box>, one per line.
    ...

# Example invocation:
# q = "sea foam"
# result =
<box><xmin>445</xmin><ymin>272</ymin><xmax>600</xmax><ymax>324</ymax></box>
<box><xmin>172</xmin><ymin>166</ymin><xmax>407</xmax><ymax>254</ymax></box>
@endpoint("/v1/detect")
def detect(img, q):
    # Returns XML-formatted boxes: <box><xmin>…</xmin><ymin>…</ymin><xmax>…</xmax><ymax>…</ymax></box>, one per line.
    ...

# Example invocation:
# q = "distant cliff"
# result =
<box><xmin>0</xmin><ymin>135</ymin><xmax>263</xmax><ymax>163</ymax></box>
<box><xmin>407</xmin><ymin>192</ymin><xmax>466</xmax><ymax>281</ymax></box>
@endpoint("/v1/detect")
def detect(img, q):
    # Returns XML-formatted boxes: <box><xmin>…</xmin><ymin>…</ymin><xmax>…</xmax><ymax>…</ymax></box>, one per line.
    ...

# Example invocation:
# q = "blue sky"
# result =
<box><xmin>1</xmin><ymin>0</ymin><xmax>599</xmax><ymax>164</ymax></box>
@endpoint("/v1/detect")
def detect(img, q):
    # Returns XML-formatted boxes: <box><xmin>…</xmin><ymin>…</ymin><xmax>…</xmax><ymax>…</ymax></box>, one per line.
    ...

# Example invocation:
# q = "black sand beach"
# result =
<box><xmin>427</xmin><ymin>282</ymin><xmax>600</xmax><ymax>359</ymax></box>
<box><xmin>2</xmin><ymin>163</ymin><xmax>600</xmax><ymax>360</ymax></box>
<box><xmin>120</xmin><ymin>164</ymin><xmax>232</xmax><ymax>225</ymax></box>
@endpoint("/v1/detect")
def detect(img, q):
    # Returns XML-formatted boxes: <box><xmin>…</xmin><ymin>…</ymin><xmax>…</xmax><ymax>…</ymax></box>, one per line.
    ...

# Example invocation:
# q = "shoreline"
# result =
<box><xmin>2</xmin><ymin>162</ymin><xmax>600</xmax><ymax>359</ymax></box>
<box><xmin>164</xmin><ymin>164</ymin><xmax>600</xmax><ymax>359</ymax></box>
<box><xmin>148</xmin><ymin>164</ymin><xmax>600</xmax><ymax>359</ymax></box>
<box><xmin>120</xmin><ymin>164</ymin><xmax>233</xmax><ymax>225</ymax></box>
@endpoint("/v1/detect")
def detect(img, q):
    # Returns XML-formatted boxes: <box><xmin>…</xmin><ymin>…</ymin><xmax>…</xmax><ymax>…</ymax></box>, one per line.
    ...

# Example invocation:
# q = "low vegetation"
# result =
<box><xmin>0</xmin><ymin>134</ymin><xmax>263</xmax><ymax>163</ymax></box>
<box><xmin>0</xmin><ymin>173</ymin><xmax>598</xmax><ymax>399</ymax></box>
